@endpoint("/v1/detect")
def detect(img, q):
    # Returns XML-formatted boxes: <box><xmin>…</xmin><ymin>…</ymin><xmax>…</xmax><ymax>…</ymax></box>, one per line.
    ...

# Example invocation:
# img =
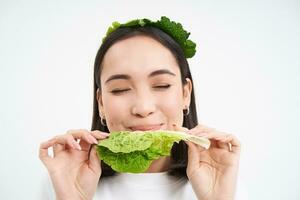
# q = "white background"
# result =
<box><xmin>0</xmin><ymin>0</ymin><xmax>299</xmax><ymax>199</ymax></box>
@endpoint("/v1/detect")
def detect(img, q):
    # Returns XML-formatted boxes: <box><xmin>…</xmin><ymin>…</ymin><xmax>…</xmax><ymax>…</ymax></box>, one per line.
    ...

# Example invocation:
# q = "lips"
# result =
<box><xmin>129</xmin><ymin>124</ymin><xmax>163</xmax><ymax>131</ymax></box>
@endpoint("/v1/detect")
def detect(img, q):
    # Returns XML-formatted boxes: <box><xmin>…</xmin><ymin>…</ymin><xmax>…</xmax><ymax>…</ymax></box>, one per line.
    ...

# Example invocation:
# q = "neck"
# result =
<box><xmin>145</xmin><ymin>156</ymin><xmax>171</xmax><ymax>173</ymax></box>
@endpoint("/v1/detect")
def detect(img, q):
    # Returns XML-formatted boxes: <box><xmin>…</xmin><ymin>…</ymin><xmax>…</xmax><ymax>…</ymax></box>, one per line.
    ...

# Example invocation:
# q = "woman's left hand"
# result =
<box><xmin>174</xmin><ymin>124</ymin><xmax>241</xmax><ymax>200</ymax></box>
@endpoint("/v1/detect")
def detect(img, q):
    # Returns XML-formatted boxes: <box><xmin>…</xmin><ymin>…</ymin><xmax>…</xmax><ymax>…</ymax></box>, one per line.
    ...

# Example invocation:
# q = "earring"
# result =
<box><xmin>100</xmin><ymin>115</ymin><xmax>107</xmax><ymax>126</ymax></box>
<box><xmin>183</xmin><ymin>106</ymin><xmax>190</xmax><ymax>116</ymax></box>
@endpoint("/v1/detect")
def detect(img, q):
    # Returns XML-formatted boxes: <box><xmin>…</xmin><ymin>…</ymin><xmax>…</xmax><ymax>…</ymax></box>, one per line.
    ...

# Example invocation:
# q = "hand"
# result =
<box><xmin>174</xmin><ymin>124</ymin><xmax>241</xmax><ymax>200</ymax></box>
<box><xmin>39</xmin><ymin>129</ymin><xmax>109</xmax><ymax>200</ymax></box>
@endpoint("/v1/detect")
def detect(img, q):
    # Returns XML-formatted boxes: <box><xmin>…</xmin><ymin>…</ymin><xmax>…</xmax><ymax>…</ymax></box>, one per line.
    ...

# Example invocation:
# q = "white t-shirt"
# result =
<box><xmin>96</xmin><ymin>172</ymin><xmax>196</xmax><ymax>200</ymax></box>
<box><xmin>43</xmin><ymin>172</ymin><xmax>248</xmax><ymax>200</ymax></box>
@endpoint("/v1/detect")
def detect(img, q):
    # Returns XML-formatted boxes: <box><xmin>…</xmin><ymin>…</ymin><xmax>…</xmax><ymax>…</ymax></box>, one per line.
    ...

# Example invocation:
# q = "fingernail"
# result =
<box><xmin>75</xmin><ymin>143</ymin><xmax>82</xmax><ymax>150</ymax></box>
<box><xmin>87</xmin><ymin>134</ymin><xmax>97</xmax><ymax>144</ymax></box>
<box><xmin>92</xmin><ymin>138</ymin><xmax>98</xmax><ymax>144</ymax></box>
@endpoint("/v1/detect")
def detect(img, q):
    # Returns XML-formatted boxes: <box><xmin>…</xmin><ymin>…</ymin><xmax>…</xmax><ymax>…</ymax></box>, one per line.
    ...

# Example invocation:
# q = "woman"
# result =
<box><xmin>39</xmin><ymin>17</ymin><xmax>241</xmax><ymax>200</ymax></box>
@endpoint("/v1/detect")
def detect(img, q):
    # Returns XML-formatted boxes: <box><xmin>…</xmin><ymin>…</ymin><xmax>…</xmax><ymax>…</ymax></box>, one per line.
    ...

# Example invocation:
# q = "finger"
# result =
<box><xmin>217</xmin><ymin>141</ymin><xmax>233</xmax><ymax>152</ymax></box>
<box><xmin>39</xmin><ymin>139</ymin><xmax>56</xmax><ymax>165</ymax></box>
<box><xmin>79</xmin><ymin>139</ymin><xmax>93</xmax><ymax>152</ymax></box>
<box><xmin>203</xmin><ymin>132</ymin><xmax>225</xmax><ymax>139</ymax></box>
<box><xmin>172</xmin><ymin>124</ymin><xmax>189</xmax><ymax>132</ymax></box>
<box><xmin>189</xmin><ymin>129</ymin><xmax>221</xmax><ymax>138</ymax></box>
<box><xmin>84</xmin><ymin>133</ymin><xmax>99</xmax><ymax>144</ymax></box>
<box><xmin>216</xmin><ymin>140</ymin><xmax>230</xmax><ymax>150</ymax></box>
<box><xmin>185</xmin><ymin>141</ymin><xmax>201</xmax><ymax>166</ymax></box>
<box><xmin>67</xmin><ymin>129</ymin><xmax>97</xmax><ymax>143</ymax></box>
<box><xmin>217</xmin><ymin>134</ymin><xmax>241</xmax><ymax>153</ymax></box>
<box><xmin>196</xmin><ymin>123</ymin><xmax>216</xmax><ymax>131</ymax></box>
<box><xmin>82</xmin><ymin>131</ymin><xmax>110</xmax><ymax>151</ymax></box>
<box><xmin>71</xmin><ymin>130</ymin><xmax>109</xmax><ymax>152</ymax></box>
<box><xmin>222</xmin><ymin>134</ymin><xmax>241</xmax><ymax>147</ymax></box>
<box><xmin>53</xmin><ymin>143</ymin><xmax>64</xmax><ymax>156</ymax></box>
<box><xmin>55</xmin><ymin>134</ymin><xmax>92</xmax><ymax>153</ymax></box>
<box><xmin>192</xmin><ymin>125</ymin><xmax>212</xmax><ymax>132</ymax></box>
<box><xmin>62</xmin><ymin>129</ymin><xmax>100</xmax><ymax>151</ymax></box>
<box><xmin>211</xmin><ymin>134</ymin><xmax>241</xmax><ymax>152</ymax></box>
<box><xmin>55</xmin><ymin>134</ymin><xmax>81</xmax><ymax>150</ymax></box>
<box><xmin>78</xmin><ymin>134</ymin><xmax>98</xmax><ymax>151</ymax></box>
<box><xmin>186</xmin><ymin>124</ymin><xmax>214</xmax><ymax>136</ymax></box>
<box><xmin>91</xmin><ymin>130</ymin><xmax>110</xmax><ymax>140</ymax></box>
<box><xmin>187</xmin><ymin>128</ymin><xmax>209</xmax><ymax>136</ymax></box>
<box><xmin>188</xmin><ymin>124</ymin><xmax>241</xmax><ymax>152</ymax></box>
<box><xmin>188</xmin><ymin>129</ymin><xmax>230</xmax><ymax>150</ymax></box>
<box><xmin>190</xmin><ymin>127</ymin><xmax>227</xmax><ymax>138</ymax></box>
<box><xmin>88</xmin><ymin>146</ymin><xmax>102</xmax><ymax>176</ymax></box>
<box><xmin>78</xmin><ymin>132</ymin><xmax>104</xmax><ymax>151</ymax></box>
<box><xmin>85</xmin><ymin>130</ymin><xmax>110</xmax><ymax>158</ymax></box>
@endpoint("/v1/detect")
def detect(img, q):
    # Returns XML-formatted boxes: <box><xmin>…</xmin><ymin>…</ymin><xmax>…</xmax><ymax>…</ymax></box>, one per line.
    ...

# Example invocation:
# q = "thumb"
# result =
<box><xmin>173</xmin><ymin>124</ymin><xmax>201</xmax><ymax>167</ymax></box>
<box><xmin>89</xmin><ymin>145</ymin><xmax>102</xmax><ymax>175</ymax></box>
<box><xmin>186</xmin><ymin>141</ymin><xmax>200</xmax><ymax>167</ymax></box>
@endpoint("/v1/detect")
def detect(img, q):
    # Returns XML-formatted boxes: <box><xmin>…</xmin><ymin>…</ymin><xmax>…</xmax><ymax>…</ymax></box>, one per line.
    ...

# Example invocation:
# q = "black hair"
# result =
<box><xmin>91</xmin><ymin>26</ymin><xmax>198</xmax><ymax>179</ymax></box>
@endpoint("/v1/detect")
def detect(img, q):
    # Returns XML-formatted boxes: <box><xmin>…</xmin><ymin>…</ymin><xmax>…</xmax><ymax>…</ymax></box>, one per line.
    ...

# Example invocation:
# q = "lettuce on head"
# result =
<box><xmin>96</xmin><ymin>130</ymin><xmax>210</xmax><ymax>173</ymax></box>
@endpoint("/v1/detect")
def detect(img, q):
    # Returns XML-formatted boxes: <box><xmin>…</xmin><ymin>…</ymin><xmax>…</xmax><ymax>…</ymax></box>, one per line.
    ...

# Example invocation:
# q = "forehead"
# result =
<box><xmin>101</xmin><ymin>35</ymin><xmax>180</xmax><ymax>79</ymax></box>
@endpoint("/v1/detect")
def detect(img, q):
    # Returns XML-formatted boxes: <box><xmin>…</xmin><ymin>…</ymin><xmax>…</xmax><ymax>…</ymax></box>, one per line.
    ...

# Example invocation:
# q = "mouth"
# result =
<box><xmin>129</xmin><ymin>123</ymin><xmax>164</xmax><ymax>131</ymax></box>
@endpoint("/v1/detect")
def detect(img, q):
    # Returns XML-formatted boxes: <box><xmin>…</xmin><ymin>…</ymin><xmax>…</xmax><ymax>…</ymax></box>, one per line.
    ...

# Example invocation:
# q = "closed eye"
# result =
<box><xmin>153</xmin><ymin>84</ymin><xmax>171</xmax><ymax>89</ymax></box>
<box><xmin>110</xmin><ymin>88</ymin><xmax>130</xmax><ymax>94</ymax></box>
<box><xmin>110</xmin><ymin>85</ymin><xmax>171</xmax><ymax>95</ymax></box>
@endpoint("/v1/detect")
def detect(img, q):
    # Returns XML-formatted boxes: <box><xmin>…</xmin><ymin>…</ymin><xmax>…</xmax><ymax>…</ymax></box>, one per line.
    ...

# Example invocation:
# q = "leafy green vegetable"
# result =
<box><xmin>102</xmin><ymin>16</ymin><xmax>196</xmax><ymax>58</ymax></box>
<box><xmin>96</xmin><ymin>130</ymin><xmax>210</xmax><ymax>173</ymax></box>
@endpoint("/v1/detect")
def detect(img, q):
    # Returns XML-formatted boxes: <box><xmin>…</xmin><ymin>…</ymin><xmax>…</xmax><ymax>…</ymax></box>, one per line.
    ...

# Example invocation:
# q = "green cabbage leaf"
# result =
<box><xmin>96</xmin><ymin>130</ymin><xmax>210</xmax><ymax>173</ymax></box>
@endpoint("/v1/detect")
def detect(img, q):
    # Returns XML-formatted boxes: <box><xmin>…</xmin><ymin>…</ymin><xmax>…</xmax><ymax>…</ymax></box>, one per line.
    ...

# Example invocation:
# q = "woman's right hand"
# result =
<box><xmin>39</xmin><ymin>129</ymin><xmax>109</xmax><ymax>200</ymax></box>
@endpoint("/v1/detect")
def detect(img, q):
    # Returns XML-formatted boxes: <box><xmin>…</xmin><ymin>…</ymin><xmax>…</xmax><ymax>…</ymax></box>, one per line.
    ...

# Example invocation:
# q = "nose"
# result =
<box><xmin>131</xmin><ymin>91</ymin><xmax>156</xmax><ymax>118</ymax></box>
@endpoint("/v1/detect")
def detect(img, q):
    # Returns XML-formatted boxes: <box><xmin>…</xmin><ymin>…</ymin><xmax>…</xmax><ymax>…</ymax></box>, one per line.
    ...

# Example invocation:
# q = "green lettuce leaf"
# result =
<box><xmin>102</xmin><ymin>16</ymin><xmax>197</xmax><ymax>58</ymax></box>
<box><xmin>96</xmin><ymin>130</ymin><xmax>210</xmax><ymax>173</ymax></box>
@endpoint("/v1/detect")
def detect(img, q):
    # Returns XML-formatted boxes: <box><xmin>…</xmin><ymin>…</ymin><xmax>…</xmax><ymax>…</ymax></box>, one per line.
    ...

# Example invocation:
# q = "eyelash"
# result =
<box><xmin>110</xmin><ymin>84</ymin><xmax>171</xmax><ymax>94</ymax></box>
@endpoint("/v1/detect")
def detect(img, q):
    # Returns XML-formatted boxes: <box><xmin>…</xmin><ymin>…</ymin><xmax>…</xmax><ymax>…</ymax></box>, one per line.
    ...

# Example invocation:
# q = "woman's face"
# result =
<box><xmin>97</xmin><ymin>35</ymin><xmax>192</xmax><ymax>132</ymax></box>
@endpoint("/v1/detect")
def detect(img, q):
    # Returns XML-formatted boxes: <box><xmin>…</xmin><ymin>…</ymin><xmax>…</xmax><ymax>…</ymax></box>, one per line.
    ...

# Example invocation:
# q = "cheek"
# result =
<box><xmin>102</xmin><ymin>94</ymin><xmax>130</xmax><ymax>130</ymax></box>
<box><xmin>157</xmin><ymin>88</ymin><xmax>184</xmax><ymax>123</ymax></box>
<box><xmin>159</xmin><ymin>96</ymin><xmax>182</xmax><ymax>112</ymax></box>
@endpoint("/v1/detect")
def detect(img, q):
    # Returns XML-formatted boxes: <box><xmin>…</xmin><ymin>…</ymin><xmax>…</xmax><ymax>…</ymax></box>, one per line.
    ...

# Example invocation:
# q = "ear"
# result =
<box><xmin>96</xmin><ymin>88</ymin><xmax>104</xmax><ymax>117</ymax></box>
<box><xmin>182</xmin><ymin>78</ymin><xmax>192</xmax><ymax>109</ymax></box>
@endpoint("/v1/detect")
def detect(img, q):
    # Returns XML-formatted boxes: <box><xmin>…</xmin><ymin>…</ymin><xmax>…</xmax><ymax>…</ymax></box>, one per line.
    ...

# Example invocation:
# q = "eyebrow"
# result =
<box><xmin>105</xmin><ymin>69</ymin><xmax>176</xmax><ymax>84</ymax></box>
